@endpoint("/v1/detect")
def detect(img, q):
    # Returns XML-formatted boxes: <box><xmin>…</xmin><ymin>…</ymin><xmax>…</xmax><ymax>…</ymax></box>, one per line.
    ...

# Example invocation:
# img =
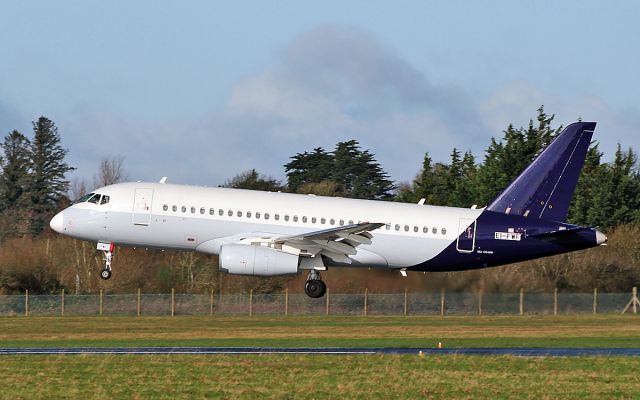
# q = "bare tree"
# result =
<box><xmin>69</xmin><ymin>177</ymin><xmax>88</xmax><ymax>201</ymax></box>
<box><xmin>93</xmin><ymin>155</ymin><xmax>128</xmax><ymax>188</ymax></box>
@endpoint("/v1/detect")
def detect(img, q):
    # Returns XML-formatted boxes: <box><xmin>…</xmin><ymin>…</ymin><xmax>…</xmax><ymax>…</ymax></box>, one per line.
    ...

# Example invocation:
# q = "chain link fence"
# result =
<box><xmin>1</xmin><ymin>288</ymin><xmax>639</xmax><ymax>317</ymax></box>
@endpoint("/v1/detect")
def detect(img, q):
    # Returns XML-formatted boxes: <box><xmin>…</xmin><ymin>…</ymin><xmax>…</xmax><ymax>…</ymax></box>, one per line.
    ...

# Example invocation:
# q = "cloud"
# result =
<box><xmin>45</xmin><ymin>25</ymin><xmax>640</xmax><ymax>189</ymax></box>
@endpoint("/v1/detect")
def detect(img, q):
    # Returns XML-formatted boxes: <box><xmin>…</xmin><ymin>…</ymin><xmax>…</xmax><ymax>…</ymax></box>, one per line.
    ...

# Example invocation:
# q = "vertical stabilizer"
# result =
<box><xmin>486</xmin><ymin>121</ymin><xmax>596</xmax><ymax>222</ymax></box>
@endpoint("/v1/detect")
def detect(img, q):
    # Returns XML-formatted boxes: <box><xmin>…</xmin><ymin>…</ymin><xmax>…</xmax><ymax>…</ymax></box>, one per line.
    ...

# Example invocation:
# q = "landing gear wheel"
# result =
<box><xmin>304</xmin><ymin>279</ymin><xmax>326</xmax><ymax>298</ymax></box>
<box><xmin>100</xmin><ymin>269</ymin><xmax>112</xmax><ymax>280</ymax></box>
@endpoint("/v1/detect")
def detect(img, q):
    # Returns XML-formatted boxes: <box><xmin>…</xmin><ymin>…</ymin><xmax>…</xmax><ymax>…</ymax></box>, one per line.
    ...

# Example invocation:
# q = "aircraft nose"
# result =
<box><xmin>595</xmin><ymin>229</ymin><xmax>607</xmax><ymax>245</ymax></box>
<box><xmin>50</xmin><ymin>212</ymin><xmax>64</xmax><ymax>233</ymax></box>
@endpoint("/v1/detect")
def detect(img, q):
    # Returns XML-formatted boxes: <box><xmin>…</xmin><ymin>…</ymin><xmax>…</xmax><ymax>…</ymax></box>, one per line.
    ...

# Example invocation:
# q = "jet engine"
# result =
<box><xmin>219</xmin><ymin>244</ymin><xmax>300</xmax><ymax>276</ymax></box>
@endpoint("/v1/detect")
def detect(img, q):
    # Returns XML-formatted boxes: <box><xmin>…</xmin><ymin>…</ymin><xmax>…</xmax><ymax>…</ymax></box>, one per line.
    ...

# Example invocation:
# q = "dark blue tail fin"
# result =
<box><xmin>486</xmin><ymin>121</ymin><xmax>596</xmax><ymax>222</ymax></box>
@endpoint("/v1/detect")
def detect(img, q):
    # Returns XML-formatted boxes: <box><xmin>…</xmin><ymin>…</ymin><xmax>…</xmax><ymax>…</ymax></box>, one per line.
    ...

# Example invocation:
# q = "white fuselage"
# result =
<box><xmin>51</xmin><ymin>182</ymin><xmax>483</xmax><ymax>269</ymax></box>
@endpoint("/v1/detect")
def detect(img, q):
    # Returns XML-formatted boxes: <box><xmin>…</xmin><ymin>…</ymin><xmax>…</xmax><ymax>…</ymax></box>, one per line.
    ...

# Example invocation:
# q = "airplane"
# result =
<box><xmin>50</xmin><ymin>122</ymin><xmax>606</xmax><ymax>298</ymax></box>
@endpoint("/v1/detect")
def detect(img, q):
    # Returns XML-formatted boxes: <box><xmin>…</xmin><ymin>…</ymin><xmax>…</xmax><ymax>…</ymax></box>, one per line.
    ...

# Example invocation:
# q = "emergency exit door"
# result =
<box><xmin>456</xmin><ymin>218</ymin><xmax>476</xmax><ymax>253</ymax></box>
<box><xmin>132</xmin><ymin>188</ymin><xmax>153</xmax><ymax>226</ymax></box>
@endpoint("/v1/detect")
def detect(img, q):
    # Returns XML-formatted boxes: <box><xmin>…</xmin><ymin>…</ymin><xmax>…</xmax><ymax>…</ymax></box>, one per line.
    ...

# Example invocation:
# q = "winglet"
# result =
<box><xmin>486</xmin><ymin>121</ymin><xmax>596</xmax><ymax>222</ymax></box>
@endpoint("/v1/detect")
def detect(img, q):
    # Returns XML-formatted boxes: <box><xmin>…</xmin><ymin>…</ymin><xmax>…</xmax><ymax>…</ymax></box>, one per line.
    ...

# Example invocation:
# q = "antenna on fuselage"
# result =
<box><xmin>159</xmin><ymin>177</ymin><xmax>168</xmax><ymax>184</ymax></box>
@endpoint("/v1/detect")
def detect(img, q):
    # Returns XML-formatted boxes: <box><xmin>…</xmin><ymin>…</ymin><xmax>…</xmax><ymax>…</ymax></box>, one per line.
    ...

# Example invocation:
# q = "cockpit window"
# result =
<box><xmin>87</xmin><ymin>194</ymin><xmax>101</xmax><ymax>204</ymax></box>
<box><xmin>76</xmin><ymin>193</ymin><xmax>95</xmax><ymax>203</ymax></box>
<box><xmin>75</xmin><ymin>192</ymin><xmax>110</xmax><ymax>205</ymax></box>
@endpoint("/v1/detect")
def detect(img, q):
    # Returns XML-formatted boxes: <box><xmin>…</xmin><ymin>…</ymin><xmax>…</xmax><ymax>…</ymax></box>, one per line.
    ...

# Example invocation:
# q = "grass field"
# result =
<box><xmin>1</xmin><ymin>315</ymin><xmax>640</xmax><ymax>398</ymax></box>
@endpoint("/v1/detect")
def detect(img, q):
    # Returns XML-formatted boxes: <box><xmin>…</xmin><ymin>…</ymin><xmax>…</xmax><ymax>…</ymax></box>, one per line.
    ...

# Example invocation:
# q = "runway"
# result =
<box><xmin>1</xmin><ymin>347</ymin><xmax>640</xmax><ymax>356</ymax></box>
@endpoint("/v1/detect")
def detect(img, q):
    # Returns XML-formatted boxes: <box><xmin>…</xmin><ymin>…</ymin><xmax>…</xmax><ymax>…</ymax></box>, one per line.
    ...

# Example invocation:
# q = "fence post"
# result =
<box><xmin>171</xmin><ymin>288</ymin><xmax>175</xmax><ymax>317</ymax></box>
<box><xmin>364</xmin><ymin>288</ymin><xmax>368</xmax><ymax>316</ymax></box>
<box><xmin>593</xmin><ymin>288</ymin><xmax>598</xmax><ymax>315</ymax></box>
<box><xmin>478</xmin><ymin>289</ymin><xmax>483</xmax><ymax>316</ymax></box>
<box><xmin>25</xmin><ymin>290</ymin><xmax>29</xmax><ymax>317</ymax></box>
<box><xmin>61</xmin><ymin>288</ymin><xmax>65</xmax><ymax>316</ymax></box>
<box><xmin>209</xmin><ymin>288</ymin><xmax>214</xmax><ymax>316</ymax></box>
<box><xmin>440</xmin><ymin>288</ymin><xmax>445</xmax><ymax>317</ymax></box>
<box><xmin>99</xmin><ymin>289</ymin><xmax>103</xmax><ymax>316</ymax></box>
<box><xmin>136</xmin><ymin>288</ymin><xmax>141</xmax><ymax>317</ymax></box>
<box><xmin>285</xmin><ymin>288</ymin><xmax>289</xmax><ymax>316</ymax></box>
<box><xmin>553</xmin><ymin>288</ymin><xmax>558</xmax><ymax>316</ymax></box>
<box><xmin>325</xmin><ymin>288</ymin><xmax>330</xmax><ymax>316</ymax></box>
<box><xmin>403</xmin><ymin>288</ymin><xmax>408</xmax><ymax>316</ymax></box>
<box><xmin>249</xmin><ymin>289</ymin><xmax>253</xmax><ymax>316</ymax></box>
<box><xmin>622</xmin><ymin>287</ymin><xmax>640</xmax><ymax>314</ymax></box>
<box><xmin>519</xmin><ymin>288</ymin><xmax>524</xmax><ymax>316</ymax></box>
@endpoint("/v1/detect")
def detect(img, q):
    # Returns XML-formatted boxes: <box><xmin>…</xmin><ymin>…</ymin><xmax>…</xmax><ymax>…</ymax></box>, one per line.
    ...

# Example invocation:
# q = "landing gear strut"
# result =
<box><xmin>97</xmin><ymin>242</ymin><xmax>114</xmax><ymax>280</ymax></box>
<box><xmin>304</xmin><ymin>270</ymin><xmax>326</xmax><ymax>298</ymax></box>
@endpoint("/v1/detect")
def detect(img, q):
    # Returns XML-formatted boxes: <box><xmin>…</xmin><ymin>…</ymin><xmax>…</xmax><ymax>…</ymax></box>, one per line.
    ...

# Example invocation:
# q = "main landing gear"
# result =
<box><xmin>304</xmin><ymin>270</ymin><xmax>327</xmax><ymax>298</ymax></box>
<box><xmin>97</xmin><ymin>242</ymin><xmax>114</xmax><ymax>280</ymax></box>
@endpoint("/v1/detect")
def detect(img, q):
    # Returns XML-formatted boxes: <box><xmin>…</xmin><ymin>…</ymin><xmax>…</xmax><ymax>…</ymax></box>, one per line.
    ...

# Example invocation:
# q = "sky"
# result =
<box><xmin>1</xmin><ymin>1</ymin><xmax>639</xmax><ymax>189</ymax></box>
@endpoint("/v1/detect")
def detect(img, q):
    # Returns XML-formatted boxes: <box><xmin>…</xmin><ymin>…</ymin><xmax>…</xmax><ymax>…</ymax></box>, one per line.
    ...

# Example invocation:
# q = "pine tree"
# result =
<box><xmin>284</xmin><ymin>147</ymin><xmax>333</xmax><ymax>192</ymax></box>
<box><xmin>26</xmin><ymin>117</ymin><xmax>74</xmax><ymax>234</ymax></box>
<box><xmin>223</xmin><ymin>169</ymin><xmax>284</xmax><ymax>192</ymax></box>
<box><xmin>0</xmin><ymin>130</ymin><xmax>31</xmax><ymax>210</ymax></box>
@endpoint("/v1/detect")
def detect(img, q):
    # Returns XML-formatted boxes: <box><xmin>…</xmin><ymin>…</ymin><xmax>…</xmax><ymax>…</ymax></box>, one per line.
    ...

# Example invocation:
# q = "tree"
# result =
<box><xmin>26</xmin><ymin>117</ymin><xmax>74</xmax><ymax>234</ymax></box>
<box><xmin>223</xmin><ymin>169</ymin><xmax>285</xmax><ymax>192</ymax></box>
<box><xmin>285</xmin><ymin>140</ymin><xmax>395</xmax><ymax>200</ymax></box>
<box><xmin>284</xmin><ymin>147</ymin><xmax>333</xmax><ymax>192</ymax></box>
<box><xmin>93</xmin><ymin>155</ymin><xmax>128</xmax><ymax>188</ymax></box>
<box><xmin>0</xmin><ymin>130</ymin><xmax>31</xmax><ymax>210</ymax></box>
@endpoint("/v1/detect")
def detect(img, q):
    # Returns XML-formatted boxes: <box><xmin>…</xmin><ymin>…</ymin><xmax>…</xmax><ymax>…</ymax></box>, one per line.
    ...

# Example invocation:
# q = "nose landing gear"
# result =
<box><xmin>97</xmin><ymin>242</ymin><xmax>114</xmax><ymax>280</ymax></box>
<box><xmin>304</xmin><ymin>269</ymin><xmax>327</xmax><ymax>298</ymax></box>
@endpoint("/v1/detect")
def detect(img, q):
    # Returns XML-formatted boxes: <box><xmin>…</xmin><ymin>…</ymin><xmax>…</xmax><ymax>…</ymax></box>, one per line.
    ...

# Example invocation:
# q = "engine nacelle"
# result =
<box><xmin>219</xmin><ymin>244</ymin><xmax>300</xmax><ymax>276</ymax></box>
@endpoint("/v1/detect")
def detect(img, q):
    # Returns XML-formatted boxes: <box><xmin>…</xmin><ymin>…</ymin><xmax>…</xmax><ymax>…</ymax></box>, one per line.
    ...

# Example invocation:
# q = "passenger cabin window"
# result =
<box><xmin>385</xmin><ymin>224</ymin><xmax>390</xmax><ymax>230</ymax></box>
<box><xmin>423</xmin><ymin>227</ymin><xmax>428</xmax><ymax>233</ymax></box>
<box><xmin>209</xmin><ymin>208</ymin><xmax>215</xmax><ymax>215</ymax></box>
<box><xmin>172</xmin><ymin>205</ymin><xmax>177</xmax><ymax>212</ymax></box>
<box><xmin>311</xmin><ymin>217</ymin><xmax>316</xmax><ymax>223</ymax></box>
<box><xmin>339</xmin><ymin>219</ymin><xmax>344</xmax><ymax>226</ymax></box>
<box><xmin>237</xmin><ymin>211</ymin><xmax>242</xmax><ymax>217</ymax></box>
<box><xmin>321</xmin><ymin>218</ymin><xmax>326</xmax><ymax>224</ymax></box>
<box><xmin>432</xmin><ymin>227</ymin><xmax>437</xmax><ymax>234</ymax></box>
<box><xmin>284</xmin><ymin>215</ymin><xmax>290</xmax><ymax>221</ymax></box>
<box><xmin>293</xmin><ymin>215</ymin><xmax>299</xmax><ymax>222</ymax></box>
<box><xmin>302</xmin><ymin>216</ymin><xmax>307</xmax><ymax>223</ymax></box>
<box><xmin>264</xmin><ymin>213</ymin><xmax>270</xmax><ymax>220</ymax></box>
<box><xmin>404</xmin><ymin>225</ymin><xmax>409</xmax><ymax>232</ymax></box>
<box><xmin>181</xmin><ymin>206</ymin><xmax>187</xmax><ymax>213</ymax></box>
<box><xmin>256</xmin><ymin>212</ymin><xmax>261</xmax><ymax>219</ymax></box>
<box><xmin>275</xmin><ymin>214</ymin><xmax>280</xmax><ymax>221</ymax></box>
<box><xmin>200</xmin><ymin>208</ymin><xmax>205</xmax><ymax>214</ymax></box>
<box><xmin>191</xmin><ymin>207</ymin><xmax>196</xmax><ymax>214</ymax></box>
<box><xmin>247</xmin><ymin>211</ymin><xmax>252</xmax><ymax>218</ymax></box>
<box><xmin>441</xmin><ymin>228</ymin><xmax>447</xmax><ymax>235</ymax></box>
<box><xmin>330</xmin><ymin>219</ymin><xmax>335</xmax><ymax>225</ymax></box>
<box><xmin>228</xmin><ymin>210</ymin><xmax>233</xmax><ymax>217</ymax></box>
<box><xmin>413</xmin><ymin>226</ymin><xmax>418</xmax><ymax>233</ymax></box>
<box><xmin>395</xmin><ymin>224</ymin><xmax>400</xmax><ymax>231</ymax></box>
<box><xmin>163</xmin><ymin>204</ymin><xmax>168</xmax><ymax>211</ymax></box>
<box><xmin>218</xmin><ymin>209</ymin><xmax>224</xmax><ymax>216</ymax></box>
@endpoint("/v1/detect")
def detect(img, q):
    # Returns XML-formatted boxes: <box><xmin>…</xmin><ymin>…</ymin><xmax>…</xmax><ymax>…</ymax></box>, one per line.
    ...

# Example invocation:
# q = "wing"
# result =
<box><xmin>232</xmin><ymin>222</ymin><xmax>385</xmax><ymax>264</ymax></box>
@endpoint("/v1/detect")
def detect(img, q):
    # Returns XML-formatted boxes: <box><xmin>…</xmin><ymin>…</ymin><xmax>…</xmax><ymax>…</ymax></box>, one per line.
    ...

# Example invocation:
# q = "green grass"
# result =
<box><xmin>1</xmin><ymin>315</ymin><xmax>639</xmax><ymax>398</ymax></box>
<box><xmin>1</xmin><ymin>315</ymin><xmax>639</xmax><ymax>348</ymax></box>
<box><xmin>1</xmin><ymin>354</ymin><xmax>639</xmax><ymax>399</ymax></box>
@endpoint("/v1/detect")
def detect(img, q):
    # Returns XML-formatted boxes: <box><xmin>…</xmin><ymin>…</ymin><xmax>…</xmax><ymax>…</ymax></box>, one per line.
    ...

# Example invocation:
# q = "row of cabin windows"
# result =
<box><xmin>161</xmin><ymin>203</ymin><xmax>447</xmax><ymax>235</ymax></box>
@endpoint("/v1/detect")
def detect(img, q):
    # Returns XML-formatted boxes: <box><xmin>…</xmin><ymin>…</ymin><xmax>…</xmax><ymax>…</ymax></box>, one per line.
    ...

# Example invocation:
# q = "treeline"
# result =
<box><xmin>1</xmin><ymin>108</ymin><xmax>640</xmax><ymax>294</ymax></box>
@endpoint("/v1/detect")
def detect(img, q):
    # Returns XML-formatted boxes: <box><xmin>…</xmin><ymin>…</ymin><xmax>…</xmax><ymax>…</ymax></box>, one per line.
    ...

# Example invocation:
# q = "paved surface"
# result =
<box><xmin>1</xmin><ymin>347</ymin><xmax>640</xmax><ymax>356</ymax></box>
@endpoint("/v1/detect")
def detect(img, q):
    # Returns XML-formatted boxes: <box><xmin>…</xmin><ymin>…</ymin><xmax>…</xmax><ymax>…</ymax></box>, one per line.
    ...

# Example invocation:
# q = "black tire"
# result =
<box><xmin>304</xmin><ymin>280</ymin><xmax>326</xmax><ymax>298</ymax></box>
<box><xmin>100</xmin><ymin>269</ymin><xmax>112</xmax><ymax>280</ymax></box>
